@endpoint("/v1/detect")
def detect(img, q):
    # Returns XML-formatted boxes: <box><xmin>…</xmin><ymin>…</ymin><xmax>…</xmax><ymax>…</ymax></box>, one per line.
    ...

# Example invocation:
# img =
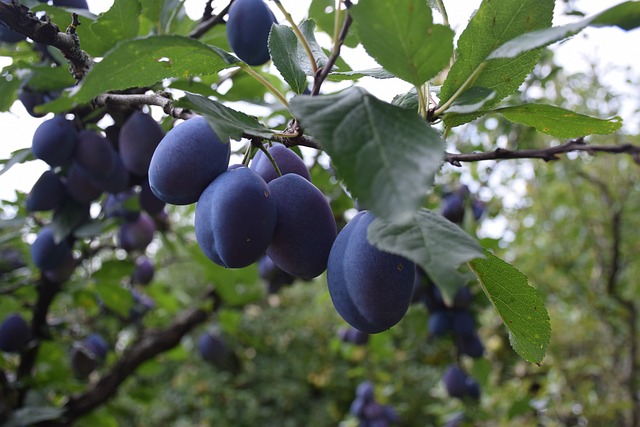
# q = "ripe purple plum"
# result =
<box><xmin>149</xmin><ymin>117</ymin><xmax>230</xmax><ymax>205</ymax></box>
<box><xmin>30</xmin><ymin>226</ymin><xmax>72</xmax><ymax>271</ymax></box>
<box><xmin>266</xmin><ymin>174</ymin><xmax>337</xmax><ymax>279</ymax></box>
<box><xmin>226</xmin><ymin>0</ymin><xmax>277</xmax><ymax>66</ymax></box>
<box><xmin>31</xmin><ymin>115</ymin><xmax>77</xmax><ymax>167</ymax></box>
<box><xmin>119</xmin><ymin>111</ymin><xmax>165</xmax><ymax>176</ymax></box>
<box><xmin>74</xmin><ymin>130</ymin><xmax>116</xmax><ymax>180</ymax></box>
<box><xmin>327</xmin><ymin>211</ymin><xmax>415</xmax><ymax>334</ymax></box>
<box><xmin>118</xmin><ymin>213</ymin><xmax>156</xmax><ymax>252</ymax></box>
<box><xmin>0</xmin><ymin>313</ymin><xmax>30</xmax><ymax>353</ymax></box>
<box><xmin>26</xmin><ymin>170</ymin><xmax>66</xmax><ymax>212</ymax></box>
<box><xmin>250</xmin><ymin>143</ymin><xmax>311</xmax><ymax>183</ymax></box>
<box><xmin>195</xmin><ymin>166</ymin><xmax>277</xmax><ymax>268</ymax></box>
<box><xmin>132</xmin><ymin>256</ymin><xmax>154</xmax><ymax>285</ymax></box>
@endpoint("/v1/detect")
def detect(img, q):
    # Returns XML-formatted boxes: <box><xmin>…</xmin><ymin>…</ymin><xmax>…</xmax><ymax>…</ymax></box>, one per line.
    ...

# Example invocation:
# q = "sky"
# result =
<box><xmin>0</xmin><ymin>0</ymin><xmax>639</xmax><ymax>201</ymax></box>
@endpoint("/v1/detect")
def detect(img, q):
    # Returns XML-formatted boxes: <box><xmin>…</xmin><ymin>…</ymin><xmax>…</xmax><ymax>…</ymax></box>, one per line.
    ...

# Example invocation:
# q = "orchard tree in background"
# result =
<box><xmin>0</xmin><ymin>0</ymin><xmax>639</xmax><ymax>426</ymax></box>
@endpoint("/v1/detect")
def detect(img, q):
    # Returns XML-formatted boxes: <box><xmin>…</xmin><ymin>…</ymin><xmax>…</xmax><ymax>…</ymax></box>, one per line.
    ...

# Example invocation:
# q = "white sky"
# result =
<box><xmin>0</xmin><ymin>0</ymin><xmax>638</xmax><ymax>200</ymax></box>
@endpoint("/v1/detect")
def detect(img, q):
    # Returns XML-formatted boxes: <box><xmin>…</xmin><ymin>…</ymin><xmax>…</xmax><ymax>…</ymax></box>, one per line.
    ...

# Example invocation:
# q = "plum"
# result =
<box><xmin>0</xmin><ymin>313</ymin><xmax>30</xmax><ymax>353</ymax></box>
<box><xmin>266</xmin><ymin>174</ymin><xmax>336</xmax><ymax>279</ymax></box>
<box><xmin>327</xmin><ymin>211</ymin><xmax>414</xmax><ymax>334</ymax></box>
<box><xmin>195</xmin><ymin>166</ymin><xmax>277</xmax><ymax>268</ymax></box>
<box><xmin>119</xmin><ymin>111</ymin><xmax>164</xmax><ymax>176</ymax></box>
<box><xmin>31</xmin><ymin>115</ymin><xmax>77</xmax><ymax>167</ymax></box>
<box><xmin>250</xmin><ymin>143</ymin><xmax>311</xmax><ymax>183</ymax></box>
<box><xmin>26</xmin><ymin>170</ymin><xmax>66</xmax><ymax>212</ymax></box>
<box><xmin>30</xmin><ymin>226</ymin><xmax>72</xmax><ymax>271</ymax></box>
<box><xmin>226</xmin><ymin>0</ymin><xmax>277</xmax><ymax>66</ymax></box>
<box><xmin>149</xmin><ymin>117</ymin><xmax>230</xmax><ymax>205</ymax></box>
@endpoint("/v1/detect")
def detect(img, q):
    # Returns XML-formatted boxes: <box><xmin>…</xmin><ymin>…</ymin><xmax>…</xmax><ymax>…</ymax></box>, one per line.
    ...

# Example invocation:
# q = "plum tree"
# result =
<box><xmin>250</xmin><ymin>144</ymin><xmax>311</xmax><ymax>183</ymax></box>
<box><xmin>30</xmin><ymin>226</ymin><xmax>72</xmax><ymax>271</ymax></box>
<box><xmin>195</xmin><ymin>166</ymin><xmax>277</xmax><ymax>268</ymax></box>
<box><xmin>149</xmin><ymin>117</ymin><xmax>230</xmax><ymax>205</ymax></box>
<box><xmin>65</xmin><ymin>162</ymin><xmax>103</xmax><ymax>205</ymax></box>
<box><xmin>25</xmin><ymin>170</ymin><xmax>66</xmax><ymax>212</ymax></box>
<box><xmin>266</xmin><ymin>174</ymin><xmax>337</xmax><ymax>279</ymax></box>
<box><xmin>119</xmin><ymin>111</ymin><xmax>165</xmax><ymax>176</ymax></box>
<box><xmin>74</xmin><ymin>130</ymin><xmax>116</xmax><ymax>180</ymax></box>
<box><xmin>226</xmin><ymin>0</ymin><xmax>277</xmax><ymax>66</ymax></box>
<box><xmin>0</xmin><ymin>313</ymin><xmax>30</xmax><ymax>353</ymax></box>
<box><xmin>31</xmin><ymin>115</ymin><xmax>77</xmax><ymax>167</ymax></box>
<box><xmin>328</xmin><ymin>211</ymin><xmax>415</xmax><ymax>334</ymax></box>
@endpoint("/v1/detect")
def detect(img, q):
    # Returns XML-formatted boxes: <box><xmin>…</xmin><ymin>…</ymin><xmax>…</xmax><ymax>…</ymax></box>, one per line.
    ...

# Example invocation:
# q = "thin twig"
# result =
<box><xmin>311</xmin><ymin>1</ymin><xmax>353</xmax><ymax>95</ymax></box>
<box><xmin>189</xmin><ymin>1</ymin><xmax>233</xmax><ymax>39</ymax></box>
<box><xmin>445</xmin><ymin>138</ymin><xmax>640</xmax><ymax>166</ymax></box>
<box><xmin>0</xmin><ymin>2</ymin><xmax>92</xmax><ymax>81</ymax></box>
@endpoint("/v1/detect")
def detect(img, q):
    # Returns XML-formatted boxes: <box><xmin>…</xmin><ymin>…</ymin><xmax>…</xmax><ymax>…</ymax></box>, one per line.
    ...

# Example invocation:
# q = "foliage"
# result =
<box><xmin>0</xmin><ymin>0</ymin><xmax>639</xmax><ymax>425</ymax></box>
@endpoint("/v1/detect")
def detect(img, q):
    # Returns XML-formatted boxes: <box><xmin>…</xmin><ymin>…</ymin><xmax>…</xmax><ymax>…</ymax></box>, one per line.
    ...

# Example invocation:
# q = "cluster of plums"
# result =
<box><xmin>349</xmin><ymin>381</ymin><xmax>399</xmax><ymax>426</ymax></box>
<box><xmin>420</xmin><ymin>276</ymin><xmax>485</xmax><ymax>359</ymax></box>
<box><xmin>149</xmin><ymin>116</ymin><xmax>337</xmax><ymax>280</ymax></box>
<box><xmin>28</xmin><ymin>110</ymin><xmax>166</xmax><ymax>280</ymax></box>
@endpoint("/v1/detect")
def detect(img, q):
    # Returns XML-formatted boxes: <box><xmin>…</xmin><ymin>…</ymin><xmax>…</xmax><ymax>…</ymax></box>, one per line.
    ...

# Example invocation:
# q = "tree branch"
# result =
<box><xmin>311</xmin><ymin>1</ymin><xmax>353</xmax><ymax>96</ymax></box>
<box><xmin>445</xmin><ymin>138</ymin><xmax>640</xmax><ymax>166</ymax></box>
<box><xmin>60</xmin><ymin>289</ymin><xmax>221</xmax><ymax>424</ymax></box>
<box><xmin>0</xmin><ymin>2</ymin><xmax>92</xmax><ymax>81</ymax></box>
<box><xmin>92</xmin><ymin>93</ymin><xmax>195</xmax><ymax>120</ymax></box>
<box><xmin>188</xmin><ymin>1</ymin><xmax>233</xmax><ymax>39</ymax></box>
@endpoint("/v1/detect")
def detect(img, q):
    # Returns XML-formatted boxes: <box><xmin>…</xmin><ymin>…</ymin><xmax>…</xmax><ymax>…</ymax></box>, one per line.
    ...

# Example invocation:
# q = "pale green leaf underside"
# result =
<box><xmin>179</xmin><ymin>93</ymin><xmax>274</xmax><ymax>143</ymax></box>
<box><xmin>488</xmin><ymin>1</ymin><xmax>640</xmax><ymax>59</ymax></box>
<box><xmin>350</xmin><ymin>0</ymin><xmax>453</xmax><ymax>86</ymax></box>
<box><xmin>327</xmin><ymin>68</ymin><xmax>395</xmax><ymax>81</ymax></box>
<box><xmin>447</xmin><ymin>87</ymin><xmax>496</xmax><ymax>115</ymax></box>
<box><xmin>441</xmin><ymin>0</ymin><xmax>554</xmax><ymax>127</ymax></box>
<box><xmin>496</xmin><ymin>104</ymin><xmax>623</xmax><ymax>138</ymax></box>
<box><xmin>74</xmin><ymin>36</ymin><xmax>232</xmax><ymax>104</ymax></box>
<box><xmin>470</xmin><ymin>252</ymin><xmax>550</xmax><ymax>364</ymax></box>
<box><xmin>269</xmin><ymin>25</ymin><xmax>308</xmax><ymax>94</ymax></box>
<box><xmin>368</xmin><ymin>209</ymin><xmax>485</xmax><ymax>301</ymax></box>
<box><xmin>290</xmin><ymin>87</ymin><xmax>444</xmax><ymax>221</ymax></box>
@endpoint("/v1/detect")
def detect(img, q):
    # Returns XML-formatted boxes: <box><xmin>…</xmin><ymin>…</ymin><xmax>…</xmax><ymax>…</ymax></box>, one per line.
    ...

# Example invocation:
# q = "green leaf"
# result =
<box><xmin>95</xmin><ymin>282</ymin><xmax>134</xmax><ymax>318</ymax></box>
<box><xmin>470</xmin><ymin>252</ymin><xmax>550</xmax><ymax>364</ymax></box>
<box><xmin>89</xmin><ymin>0</ymin><xmax>141</xmax><ymax>56</ymax></box>
<box><xmin>327</xmin><ymin>67</ymin><xmax>395</xmax><ymax>81</ymax></box>
<box><xmin>5</xmin><ymin>407</ymin><xmax>64</xmax><ymax>427</ymax></box>
<box><xmin>53</xmin><ymin>36</ymin><xmax>233</xmax><ymax>109</ymax></box>
<box><xmin>441</xmin><ymin>0</ymin><xmax>554</xmax><ymax>127</ymax></box>
<box><xmin>51</xmin><ymin>199</ymin><xmax>89</xmax><ymax>243</ymax></box>
<box><xmin>368</xmin><ymin>209</ymin><xmax>485</xmax><ymax>301</ymax></box>
<box><xmin>0</xmin><ymin>73</ymin><xmax>22</xmax><ymax>111</ymax></box>
<box><xmin>269</xmin><ymin>25</ymin><xmax>308</xmax><ymax>94</ymax></box>
<box><xmin>299</xmin><ymin>20</ymin><xmax>331</xmax><ymax>72</ymax></box>
<box><xmin>350</xmin><ymin>0</ymin><xmax>454</xmax><ymax>86</ymax></box>
<box><xmin>179</xmin><ymin>92</ymin><xmax>274</xmax><ymax>142</ymax></box>
<box><xmin>23</xmin><ymin>65</ymin><xmax>76</xmax><ymax>92</ymax></box>
<box><xmin>447</xmin><ymin>87</ymin><xmax>496</xmax><ymax>114</ymax></box>
<box><xmin>496</xmin><ymin>104</ymin><xmax>623</xmax><ymax>138</ymax></box>
<box><xmin>290</xmin><ymin>87</ymin><xmax>444</xmax><ymax>221</ymax></box>
<box><xmin>488</xmin><ymin>1</ymin><xmax>640</xmax><ymax>60</ymax></box>
<box><xmin>0</xmin><ymin>148</ymin><xmax>33</xmax><ymax>177</ymax></box>
<box><xmin>391</xmin><ymin>88</ymin><xmax>419</xmax><ymax>111</ymax></box>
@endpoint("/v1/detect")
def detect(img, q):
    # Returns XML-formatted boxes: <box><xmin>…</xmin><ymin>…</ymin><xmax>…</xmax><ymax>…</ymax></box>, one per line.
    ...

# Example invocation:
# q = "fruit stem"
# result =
<box><xmin>239</xmin><ymin>63</ymin><xmax>290</xmax><ymax>108</ymax></box>
<box><xmin>417</xmin><ymin>84</ymin><xmax>428</xmax><ymax>120</ymax></box>
<box><xmin>433</xmin><ymin>62</ymin><xmax>486</xmax><ymax>118</ymax></box>
<box><xmin>332</xmin><ymin>0</ymin><xmax>344</xmax><ymax>49</ymax></box>
<box><xmin>272</xmin><ymin>0</ymin><xmax>318</xmax><ymax>75</ymax></box>
<box><xmin>257</xmin><ymin>143</ymin><xmax>283</xmax><ymax>177</ymax></box>
<box><xmin>242</xmin><ymin>143</ymin><xmax>254</xmax><ymax>167</ymax></box>
<box><xmin>434</xmin><ymin>0</ymin><xmax>450</xmax><ymax>27</ymax></box>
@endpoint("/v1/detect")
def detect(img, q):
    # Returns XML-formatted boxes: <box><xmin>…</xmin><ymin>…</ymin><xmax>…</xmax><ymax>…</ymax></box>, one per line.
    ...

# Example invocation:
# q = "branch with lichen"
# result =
<box><xmin>0</xmin><ymin>2</ymin><xmax>92</xmax><ymax>81</ymax></box>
